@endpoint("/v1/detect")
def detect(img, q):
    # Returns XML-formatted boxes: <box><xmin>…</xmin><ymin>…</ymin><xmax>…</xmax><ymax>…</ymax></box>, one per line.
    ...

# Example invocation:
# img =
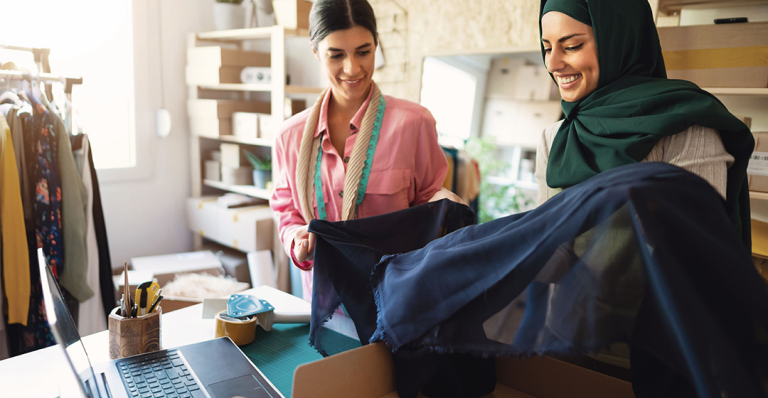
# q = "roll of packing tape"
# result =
<box><xmin>214</xmin><ymin>310</ymin><xmax>257</xmax><ymax>346</ymax></box>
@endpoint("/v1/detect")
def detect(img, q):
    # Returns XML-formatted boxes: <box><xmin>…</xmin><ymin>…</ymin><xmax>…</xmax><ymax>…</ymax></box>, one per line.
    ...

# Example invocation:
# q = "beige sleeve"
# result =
<box><xmin>535</xmin><ymin>128</ymin><xmax>550</xmax><ymax>207</ymax></box>
<box><xmin>645</xmin><ymin>125</ymin><xmax>734</xmax><ymax>199</ymax></box>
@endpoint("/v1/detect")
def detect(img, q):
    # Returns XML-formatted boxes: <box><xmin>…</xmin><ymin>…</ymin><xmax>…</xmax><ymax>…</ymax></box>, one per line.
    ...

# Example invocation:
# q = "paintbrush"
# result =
<box><xmin>123</xmin><ymin>261</ymin><xmax>129</xmax><ymax>317</ymax></box>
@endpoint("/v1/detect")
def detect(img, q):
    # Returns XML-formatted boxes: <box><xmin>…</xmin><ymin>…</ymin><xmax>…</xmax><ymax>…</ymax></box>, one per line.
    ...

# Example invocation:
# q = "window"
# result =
<box><xmin>420</xmin><ymin>57</ymin><xmax>478</xmax><ymax>147</ymax></box>
<box><xmin>0</xmin><ymin>0</ymin><xmax>138</xmax><ymax>173</ymax></box>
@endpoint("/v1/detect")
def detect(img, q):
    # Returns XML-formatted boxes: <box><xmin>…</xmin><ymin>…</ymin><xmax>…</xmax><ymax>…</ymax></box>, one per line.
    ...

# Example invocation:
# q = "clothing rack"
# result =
<box><xmin>0</xmin><ymin>70</ymin><xmax>83</xmax><ymax>94</ymax></box>
<box><xmin>1</xmin><ymin>44</ymin><xmax>84</xmax><ymax>135</ymax></box>
<box><xmin>0</xmin><ymin>44</ymin><xmax>83</xmax><ymax>95</ymax></box>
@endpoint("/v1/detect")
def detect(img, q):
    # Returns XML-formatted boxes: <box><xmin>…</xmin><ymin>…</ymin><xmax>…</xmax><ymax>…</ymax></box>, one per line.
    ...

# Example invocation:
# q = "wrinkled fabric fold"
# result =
<box><xmin>309</xmin><ymin>162</ymin><xmax>768</xmax><ymax>398</ymax></box>
<box><xmin>370</xmin><ymin>162</ymin><xmax>768</xmax><ymax>398</ymax></box>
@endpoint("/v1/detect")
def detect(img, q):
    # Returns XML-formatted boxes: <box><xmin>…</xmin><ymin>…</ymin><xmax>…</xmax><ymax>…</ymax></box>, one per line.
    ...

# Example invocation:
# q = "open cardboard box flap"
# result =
<box><xmin>293</xmin><ymin>342</ymin><xmax>634</xmax><ymax>398</ymax></box>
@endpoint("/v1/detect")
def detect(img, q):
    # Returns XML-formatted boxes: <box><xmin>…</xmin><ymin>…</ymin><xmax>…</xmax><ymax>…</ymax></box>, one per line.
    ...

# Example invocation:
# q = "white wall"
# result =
<box><xmin>97</xmin><ymin>0</ymin><xmax>205</xmax><ymax>269</ymax></box>
<box><xmin>100</xmin><ymin>1</ymin><xmax>322</xmax><ymax>270</ymax></box>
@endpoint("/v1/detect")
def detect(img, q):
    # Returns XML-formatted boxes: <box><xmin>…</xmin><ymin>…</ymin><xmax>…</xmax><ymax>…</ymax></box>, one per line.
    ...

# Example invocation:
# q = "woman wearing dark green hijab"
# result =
<box><xmin>535</xmin><ymin>0</ymin><xmax>754</xmax><ymax>250</ymax></box>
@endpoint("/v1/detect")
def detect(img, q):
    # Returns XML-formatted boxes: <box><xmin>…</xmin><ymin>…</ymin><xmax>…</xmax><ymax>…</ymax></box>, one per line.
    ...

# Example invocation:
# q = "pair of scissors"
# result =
<box><xmin>134</xmin><ymin>281</ymin><xmax>160</xmax><ymax>317</ymax></box>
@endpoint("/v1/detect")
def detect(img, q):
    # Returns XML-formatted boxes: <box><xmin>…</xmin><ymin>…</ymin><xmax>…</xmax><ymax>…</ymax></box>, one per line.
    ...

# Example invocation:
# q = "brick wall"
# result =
<box><xmin>370</xmin><ymin>0</ymin><xmax>541</xmax><ymax>102</ymax></box>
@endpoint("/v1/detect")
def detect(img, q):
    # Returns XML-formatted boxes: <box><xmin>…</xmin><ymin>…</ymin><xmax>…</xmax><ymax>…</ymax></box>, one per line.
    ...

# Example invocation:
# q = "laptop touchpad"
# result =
<box><xmin>208</xmin><ymin>374</ymin><xmax>276</xmax><ymax>398</ymax></box>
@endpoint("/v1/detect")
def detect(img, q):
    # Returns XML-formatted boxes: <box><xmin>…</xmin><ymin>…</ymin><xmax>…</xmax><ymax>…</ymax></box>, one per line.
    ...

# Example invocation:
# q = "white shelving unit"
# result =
<box><xmin>187</xmin><ymin>25</ymin><xmax>321</xmax><ymax>199</ymax></box>
<box><xmin>203</xmin><ymin>180</ymin><xmax>272</xmax><ymax>200</ymax></box>
<box><xmin>186</xmin><ymin>25</ymin><xmax>322</xmax><ymax>281</ymax></box>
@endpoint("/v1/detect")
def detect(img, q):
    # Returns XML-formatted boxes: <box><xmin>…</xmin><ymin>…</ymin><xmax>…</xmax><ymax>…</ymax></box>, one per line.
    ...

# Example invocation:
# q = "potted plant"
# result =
<box><xmin>214</xmin><ymin>0</ymin><xmax>246</xmax><ymax>31</ymax></box>
<box><xmin>245</xmin><ymin>151</ymin><xmax>271</xmax><ymax>189</ymax></box>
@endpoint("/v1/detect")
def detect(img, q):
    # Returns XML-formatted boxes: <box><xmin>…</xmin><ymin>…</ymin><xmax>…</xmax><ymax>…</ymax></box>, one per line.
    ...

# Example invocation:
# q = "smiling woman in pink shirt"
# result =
<box><xmin>269</xmin><ymin>0</ymin><xmax>460</xmax><ymax>301</ymax></box>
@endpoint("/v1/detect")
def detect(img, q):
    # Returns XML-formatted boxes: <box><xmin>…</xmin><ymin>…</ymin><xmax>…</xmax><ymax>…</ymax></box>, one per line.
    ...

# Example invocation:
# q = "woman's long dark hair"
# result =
<box><xmin>309</xmin><ymin>0</ymin><xmax>378</xmax><ymax>50</ymax></box>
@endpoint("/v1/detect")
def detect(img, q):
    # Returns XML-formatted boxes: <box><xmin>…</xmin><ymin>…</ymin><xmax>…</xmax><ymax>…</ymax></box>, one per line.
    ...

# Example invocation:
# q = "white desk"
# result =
<box><xmin>0</xmin><ymin>286</ymin><xmax>315</xmax><ymax>398</ymax></box>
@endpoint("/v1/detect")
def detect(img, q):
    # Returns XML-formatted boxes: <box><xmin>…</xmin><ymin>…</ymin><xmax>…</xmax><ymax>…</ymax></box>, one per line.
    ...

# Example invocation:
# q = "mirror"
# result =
<box><xmin>420</xmin><ymin>51</ymin><xmax>562</xmax><ymax>221</ymax></box>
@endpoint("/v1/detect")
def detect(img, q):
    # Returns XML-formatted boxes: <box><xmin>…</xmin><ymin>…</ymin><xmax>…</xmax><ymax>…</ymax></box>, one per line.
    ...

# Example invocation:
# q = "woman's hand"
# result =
<box><xmin>428</xmin><ymin>188</ymin><xmax>466</xmax><ymax>206</ymax></box>
<box><xmin>293</xmin><ymin>225</ymin><xmax>316</xmax><ymax>263</ymax></box>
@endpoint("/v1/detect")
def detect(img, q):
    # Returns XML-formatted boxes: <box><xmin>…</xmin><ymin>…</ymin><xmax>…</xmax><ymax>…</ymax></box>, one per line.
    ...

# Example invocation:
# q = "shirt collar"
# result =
<box><xmin>315</xmin><ymin>84</ymin><xmax>375</xmax><ymax>138</ymax></box>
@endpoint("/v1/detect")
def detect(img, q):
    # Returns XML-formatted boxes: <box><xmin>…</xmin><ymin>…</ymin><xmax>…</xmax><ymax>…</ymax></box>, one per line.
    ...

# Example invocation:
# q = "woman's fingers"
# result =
<box><xmin>428</xmin><ymin>188</ymin><xmax>467</xmax><ymax>206</ymax></box>
<box><xmin>294</xmin><ymin>237</ymin><xmax>309</xmax><ymax>262</ymax></box>
<box><xmin>307</xmin><ymin>232</ymin><xmax>316</xmax><ymax>261</ymax></box>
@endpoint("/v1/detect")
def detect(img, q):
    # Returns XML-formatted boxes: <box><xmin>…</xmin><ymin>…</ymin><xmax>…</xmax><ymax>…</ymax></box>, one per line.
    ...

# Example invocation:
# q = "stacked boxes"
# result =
<box><xmin>186</xmin><ymin>46</ymin><xmax>270</xmax><ymax>85</ymax></box>
<box><xmin>186</xmin><ymin>197</ymin><xmax>274</xmax><ymax>253</ymax></box>
<box><xmin>658</xmin><ymin>21</ymin><xmax>768</xmax><ymax>88</ymax></box>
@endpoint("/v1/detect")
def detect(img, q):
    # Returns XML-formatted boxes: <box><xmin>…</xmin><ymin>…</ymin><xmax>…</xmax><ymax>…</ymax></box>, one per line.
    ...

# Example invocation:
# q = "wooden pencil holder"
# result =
<box><xmin>108</xmin><ymin>306</ymin><xmax>162</xmax><ymax>360</ymax></box>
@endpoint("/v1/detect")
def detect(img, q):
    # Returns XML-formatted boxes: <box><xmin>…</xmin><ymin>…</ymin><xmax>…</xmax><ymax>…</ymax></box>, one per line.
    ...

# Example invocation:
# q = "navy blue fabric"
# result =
<box><xmin>368</xmin><ymin>162</ymin><xmax>768</xmax><ymax>398</ymax></box>
<box><xmin>308</xmin><ymin>199</ymin><xmax>475</xmax><ymax>356</ymax></box>
<box><xmin>309</xmin><ymin>162</ymin><xmax>768</xmax><ymax>397</ymax></box>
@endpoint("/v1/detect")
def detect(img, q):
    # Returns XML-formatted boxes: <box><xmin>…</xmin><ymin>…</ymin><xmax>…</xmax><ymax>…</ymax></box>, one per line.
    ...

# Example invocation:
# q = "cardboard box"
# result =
<box><xmin>187</xmin><ymin>47</ymin><xmax>270</xmax><ymax>68</ymax></box>
<box><xmin>220</xmin><ymin>143</ymin><xmax>246</xmax><ymax>167</ymax></box>
<box><xmin>233</xmin><ymin>112</ymin><xmax>259</xmax><ymax>140</ymax></box>
<box><xmin>188</xmin><ymin>198</ymin><xmax>273</xmax><ymax>253</ymax></box>
<box><xmin>748</xmin><ymin>132</ymin><xmax>768</xmax><ymax>193</ymax></box>
<box><xmin>216</xmin><ymin>205</ymin><xmax>273</xmax><ymax>253</ymax></box>
<box><xmin>204</xmin><ymin>160</ymin><xmax>221</xmax><ymax>181</ymax></box>
<box><xmin>129</xmin><ymin>251</ymin><xmax>224</xmax><ymax>289</ymax></box>
<box><xmin>258</xmin><ymin>114</ymin><xmax>277</xmax><ymax>140</ymax></box>
<box><xmin>186</xmin><ymin>65</ymin><xmax>246</xmax><ymax>85</ymax></box>
<box><xmin>187</xmin><ymin>99</ymin><xmax>271</xmax><ymax>120</ymax></box>
<box><xmin>186</xmin><ymin>197</ymin><xmax>220</xmax><ymax>239</ymax></box>
<box><xmin>657</xmin><ymin>22</ymin><xmax>768</xmax><ymax>88</ymax></box>
<box><xmin>292</xmin><ymin>342</ymin><xmax>634</xmax><ymax>398</ymax></box>
<box><xmin>273</xmin><ymin>0</ymin><xmax>313</xmax><ymax>30</ymax></box>
<box><xmin>190</xmin><ymin>117</ymin><xmax>232</xmax><ymax>138</ymax></box>
<box><xmin>221</xmin><ymin>165</ymin><xmax>253</xmax><ymax>185</ymax></box>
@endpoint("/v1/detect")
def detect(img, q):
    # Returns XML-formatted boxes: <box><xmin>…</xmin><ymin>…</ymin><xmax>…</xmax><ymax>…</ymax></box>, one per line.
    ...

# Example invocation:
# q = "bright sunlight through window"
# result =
<box><xmin>0</xmin><ymin>0</ymin><xmax>135</xmax><ymax>170</ymax></box>
<box><xmin>420</xmin><ymin>57</ymin><xmax>477</xmax><ymax>146</ymax></box>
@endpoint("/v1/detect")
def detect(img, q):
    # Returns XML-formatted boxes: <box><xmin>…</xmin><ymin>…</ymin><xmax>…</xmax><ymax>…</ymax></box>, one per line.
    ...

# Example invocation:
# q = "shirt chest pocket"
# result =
<box><xmin>357</xmin><ymin>169</ymin><xmax>412</xmax><ymax>218</ymax></box>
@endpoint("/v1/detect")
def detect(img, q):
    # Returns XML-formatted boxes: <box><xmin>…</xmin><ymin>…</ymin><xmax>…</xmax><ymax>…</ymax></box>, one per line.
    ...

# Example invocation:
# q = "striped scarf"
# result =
<box><xmin>296</xmin><ymin>83</ymin><xmax>383</xmax><ymax>222</ymax></box>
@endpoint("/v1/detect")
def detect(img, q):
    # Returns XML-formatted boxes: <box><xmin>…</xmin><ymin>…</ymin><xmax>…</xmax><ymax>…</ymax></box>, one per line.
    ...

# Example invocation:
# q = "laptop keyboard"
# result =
<box><xmin>117</xmin><ymin>350</ymin><xmax>206</xmax><ymax>398</ymax></box>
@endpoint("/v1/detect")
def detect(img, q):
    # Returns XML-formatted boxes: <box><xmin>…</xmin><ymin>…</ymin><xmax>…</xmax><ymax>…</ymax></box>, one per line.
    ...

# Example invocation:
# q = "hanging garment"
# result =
<box><xmin>441</xmin><ymin>150</ymin><xmax>454</xmax><ymax>191</ymax></box>
<box><xmin>311</xmin><ymin>162</ymin><xmax>768</xmax><ymax>398</ymax></box>
<box><xmin>455</xmin><ymin>151</ymin><xmax>480</xmax><ymax>204</ymax></box>
<box><xmin>0</xmin><ymin>114</ymin><xmax>30</xmax><ymax>326</ymax></box>
<box><xmin>6</xmin><ymin>105</ymin><xmax>34</xmax><ymax>224</ymax></box>
<box><xmin>0</xmin><ymin>251</ymin><xmax>6</xmax><ymax>361</ymax></box>
<box><xmin>75</xmin><ymin>134</ymin><xmax>115</xmax><ymax>318</ymax></box>
<box><xmin>72</xmin><ymin>136</ymin><xmax>106</xmax><ymax>335</ymax></box>
<box><xmin>44</xmin><ymin>97</ymin><xmax>93</xmax><ymax>302</ymax></box>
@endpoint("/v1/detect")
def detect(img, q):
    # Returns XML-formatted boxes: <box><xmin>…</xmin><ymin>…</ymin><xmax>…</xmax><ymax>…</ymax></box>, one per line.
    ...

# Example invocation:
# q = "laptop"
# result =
<box><xmin>38</xmin><ymin>248</ymin><xmax>283</xmax><ymax>398</ymax></box>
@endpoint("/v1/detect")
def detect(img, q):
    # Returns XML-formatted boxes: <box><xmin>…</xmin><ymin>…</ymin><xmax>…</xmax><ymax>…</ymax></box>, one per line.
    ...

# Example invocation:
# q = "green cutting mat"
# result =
<box><xmin>240</xmin><ymin>324</ymin><xmax>362</xmax><ymax>397</ymax></box>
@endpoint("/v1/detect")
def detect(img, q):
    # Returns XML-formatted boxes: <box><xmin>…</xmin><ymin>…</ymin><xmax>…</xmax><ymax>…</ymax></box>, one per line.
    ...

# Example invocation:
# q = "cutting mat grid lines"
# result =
<box><xmin>241</xmin><ymin>324</ymin><xmax>361</xmax><ymax>397</ymax></box>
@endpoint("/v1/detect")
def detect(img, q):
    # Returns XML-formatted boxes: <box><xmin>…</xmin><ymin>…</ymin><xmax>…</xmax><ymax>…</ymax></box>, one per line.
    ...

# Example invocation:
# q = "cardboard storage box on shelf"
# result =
<box><xmin>233</xmin><ymin>112</ymin><xmax>259</xmax><ymax>140</ymax></box>
<box><xmin>190</xmin><ymin>117</ymin><xmax>231</xmax><ymax>138</ymax></box>
<box><xmin>204</xmin><ymin>160</ymin><xmax>221</xmax><ymax>181</ymax></box>
<box><xmin>748</xmin><ymin>132</ymin><xmax>768</xmax><ymax>193</ymax></box>
<box><xmin>292</xmin><ymin>342</ymin><xmax>634</xmax><ymax>398</ymax></box>
<box><xmin>221</xmin><ymin>165</ymin><xmax>253</xmax><ymax>185</ymax></box>
<box><xmin>217</xmin><ymin>205</ymin><xmax>273</xmax><ymax>253</ymax></box>
<box><xmin>220</xmin><ymin>143</ymin><xmax>246</xmax><ymax>167</ymax></box>
<box><xmin>273</xmin><ymin>0</ymin><xmax>313</xmax><ymax>30</ymax></box>
<box><xmin>188</xmin><ymin>99</ymin><xmax>271</xmax><ymax>120</ymax></box>
<box><xmin>657</xmin><ymin>21</ymin><xmax>768</xmax><ymax>88</ymax></box>
<box><xmin>186</xmin><ymin>197</ymin><xmax>220</xmax><ymax>239</ymax></box>
<box><xmin>188</xmin><ymin>99</ymin><xmax>270</xmax><ymax>139</ymax></box>
<box><xmin>186</xmin><ymin>47</ymin><xmax>270</xmax><ymax>85</ymax></box>
<box><xmin>187</xmin><ymin>197</ymin><xmax>274</xmax><ymax>253</ymax></box>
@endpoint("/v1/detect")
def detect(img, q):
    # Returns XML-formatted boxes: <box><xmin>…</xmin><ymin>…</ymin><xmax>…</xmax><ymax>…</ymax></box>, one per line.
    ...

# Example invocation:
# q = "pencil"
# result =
<box><xmin>124</xmin><ymin>261</ymin><xmax>129</xmax><ymax>317</ymax></box>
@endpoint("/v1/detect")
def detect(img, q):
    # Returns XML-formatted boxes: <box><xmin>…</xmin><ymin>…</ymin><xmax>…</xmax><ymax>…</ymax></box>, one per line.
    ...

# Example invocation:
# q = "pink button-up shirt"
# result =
<box><xmin>270</xmin><ymin>88</ymin><xmax>447</xmax><ymax>301</ymax></box>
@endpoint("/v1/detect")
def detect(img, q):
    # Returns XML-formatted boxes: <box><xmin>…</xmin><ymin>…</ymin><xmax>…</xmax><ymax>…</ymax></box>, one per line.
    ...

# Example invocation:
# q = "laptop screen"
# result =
<box><xmin>38</xmin><ymin>248</ymin><xmax>100</xmax><ymax>397</ymax></box>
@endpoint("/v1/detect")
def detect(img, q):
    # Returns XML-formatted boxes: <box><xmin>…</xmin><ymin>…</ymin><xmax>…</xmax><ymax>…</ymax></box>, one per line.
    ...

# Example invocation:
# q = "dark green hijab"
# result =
<box><xmin>540</xmin><ymin>0</ymin><xmax>754</xmax><ymax>250</ymax></box>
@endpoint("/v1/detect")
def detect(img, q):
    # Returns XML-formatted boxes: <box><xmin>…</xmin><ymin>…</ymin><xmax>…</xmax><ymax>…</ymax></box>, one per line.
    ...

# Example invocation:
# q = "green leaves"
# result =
<box><xmin>244</xmin><ymin>150</ymin><xmax>271</xmax><ymax>171</ymax></box>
